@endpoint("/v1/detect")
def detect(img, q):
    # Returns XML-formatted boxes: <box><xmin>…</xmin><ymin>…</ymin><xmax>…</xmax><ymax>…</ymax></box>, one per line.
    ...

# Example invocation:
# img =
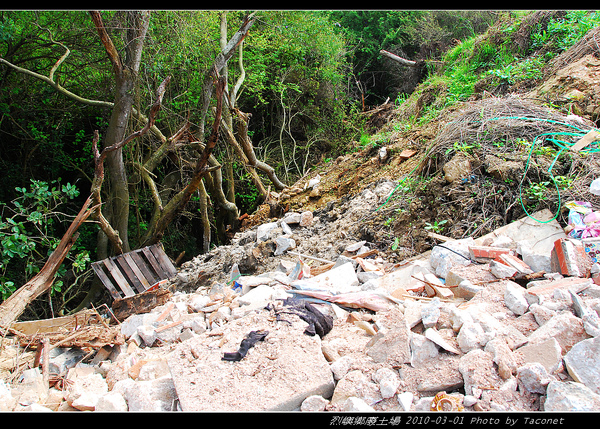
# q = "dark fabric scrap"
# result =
<box><xmin>278</xmin><ymin>297</ymin><xmax>333</xmax><ymax>338</ymax></box>
<box><xmin>221</xmin><ymin>330</ymin><xmax>269</xmax><ymax>362</ymax></box>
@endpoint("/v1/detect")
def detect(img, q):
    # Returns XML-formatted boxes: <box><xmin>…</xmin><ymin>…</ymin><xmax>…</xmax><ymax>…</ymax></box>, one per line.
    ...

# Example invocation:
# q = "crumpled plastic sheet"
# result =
<box><xmin>566</xmin><ymin>201</ymin><xmax>600</xmax><ymax>239</ymax></box>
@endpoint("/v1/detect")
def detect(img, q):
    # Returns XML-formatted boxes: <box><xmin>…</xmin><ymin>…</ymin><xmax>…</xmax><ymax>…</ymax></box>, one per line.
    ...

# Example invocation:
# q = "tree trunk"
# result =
<box><xmin>90</xmin><ymin>11</ymin><xmax>151</xmax><ymax>255</ymax></box>
<box><xmin>0</xmin><ymin>197</ymin><xmax>94</xmax><ymax>328</ymax></box>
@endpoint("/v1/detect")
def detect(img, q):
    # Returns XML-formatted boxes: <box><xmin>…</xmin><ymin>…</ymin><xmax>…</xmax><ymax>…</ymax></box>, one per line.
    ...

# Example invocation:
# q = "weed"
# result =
<box><xmin>424</xmin><ymin>219</ymin><xmax>448</xmax><ymax>233</ymax></box>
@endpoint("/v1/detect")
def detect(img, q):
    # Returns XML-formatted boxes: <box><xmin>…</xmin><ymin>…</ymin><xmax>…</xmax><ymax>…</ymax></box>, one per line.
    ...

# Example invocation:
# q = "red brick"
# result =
<box><xmin>469</xmin><ymin>246</ymin><xmax>513</xmax><ymax>261</ymax></box>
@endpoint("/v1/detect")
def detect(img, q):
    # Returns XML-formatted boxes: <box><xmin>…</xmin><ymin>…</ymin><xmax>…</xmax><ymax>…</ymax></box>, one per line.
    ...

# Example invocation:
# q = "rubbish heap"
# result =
<box><xmin>2</xmin><ymin>179</ymin><xmax>600</xmax><ymax>412</ymax></box>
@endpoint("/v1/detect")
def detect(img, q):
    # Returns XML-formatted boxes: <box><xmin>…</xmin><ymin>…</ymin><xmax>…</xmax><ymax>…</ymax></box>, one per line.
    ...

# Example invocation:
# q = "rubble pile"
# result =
<box><xmin>2</xmin><ymin>180</ymin><xmax>600</xmax><ymax>412</ymax></box>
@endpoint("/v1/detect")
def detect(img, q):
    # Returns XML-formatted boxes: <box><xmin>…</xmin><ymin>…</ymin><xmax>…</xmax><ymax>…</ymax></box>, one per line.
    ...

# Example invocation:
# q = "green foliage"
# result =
<box><xmin>0</xmin><ymin>179</ymin><xmax>89</xmax><ymax>301</ymax></box>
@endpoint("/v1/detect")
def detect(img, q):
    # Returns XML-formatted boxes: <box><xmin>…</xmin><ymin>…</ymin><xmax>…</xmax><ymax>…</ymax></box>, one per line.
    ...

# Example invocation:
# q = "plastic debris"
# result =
<box><xmin>430</xmin><ymin>391</ymin><xmax>465</xmax><ymax>411</ymax></box>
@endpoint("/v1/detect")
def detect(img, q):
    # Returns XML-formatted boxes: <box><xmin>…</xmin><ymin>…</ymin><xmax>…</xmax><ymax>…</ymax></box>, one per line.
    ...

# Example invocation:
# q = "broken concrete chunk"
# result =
<box><xmin>256</xmin><ymin>222</ymin><xmax>279</xmax><ymax>242</ymax></box>
<box><xmin>563</xmin><ymin>336</ymin><xmax>600</xmax><ymax>394</ymax></box>
<box><xmin>516</xmin><ymin>338</ymin><xmax>563</xmax><ymax>374</ymax></box>
<box><xmin>544</xmin><ymin>380</ymin><xmax>600</xmax><ymax>411</ymax></box>
<box><xmin>373</xmin><ymin>367</ymin><xmax>400</xmax><ymax>399</ymax></box>
<box><xmin>331</xmin><ymin>370</ymin><xmax>381</xmax><ymax>407</ymax></box>
<box><xmin>410</xmin><ymin>332</ymin><xmax>439</xmax><ymax>366</ymax></box>
<box><xmin>516</xmin><ymin>362</ymin><xmax>552</xmax><ymax>394</ymax></box>
<box><xmin>429</xmin><ymin>238</ymin><xmax>474</xmax><ymax>279</ymax></box>
<box><xmin>424</xmin><ymin>328</ymin><xmax>460</xmax><ymax>354</ymax></box>
<box><xmin>504</xmin><ymin>281</ymin><xmax>530</xmax><ymax>315</ymax></box>
<box><xmin>527</xmin><ymin>312</ymin><xmax>590</xmax><ymax>354</ymax></box>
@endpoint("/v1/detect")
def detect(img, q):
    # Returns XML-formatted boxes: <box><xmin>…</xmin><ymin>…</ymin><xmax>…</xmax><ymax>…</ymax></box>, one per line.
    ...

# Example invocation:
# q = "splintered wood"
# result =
<box><xmin>4</xmin><ymin>309</ymin><xmax>125</xmax><ymax>350</ymax></box>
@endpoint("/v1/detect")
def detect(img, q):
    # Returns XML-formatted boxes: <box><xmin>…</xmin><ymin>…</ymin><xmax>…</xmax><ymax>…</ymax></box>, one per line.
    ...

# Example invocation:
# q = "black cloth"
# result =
<box><xmin>221</xmin><ymin>330</ymin><xmax>269</xmax><ymax>362</ymax></box>
<box><xmin>278</xmin><ymin>297</ymin><xmax>333</xmax><ymax>338</ymax></box>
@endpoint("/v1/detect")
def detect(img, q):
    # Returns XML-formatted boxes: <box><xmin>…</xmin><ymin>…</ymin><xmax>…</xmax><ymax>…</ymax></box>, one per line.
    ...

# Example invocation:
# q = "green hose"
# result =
<box><xmin>373</xmin><ymin>115</ymin><xmax>600</xmax><ymax>226</ymax></box>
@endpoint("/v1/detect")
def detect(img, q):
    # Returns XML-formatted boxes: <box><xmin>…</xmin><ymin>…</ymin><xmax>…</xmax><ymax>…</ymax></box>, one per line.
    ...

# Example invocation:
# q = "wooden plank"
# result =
<box><xmin>92</xmin><ymin>262</ymin><xmax>122</xmax><ymax>300</ymax></box>
<box><xmin>130</xmin><ymin>251</ymin><xmax>158</xmax><ymax>285</ymax></box>
<box><xmin>115</xmin><ymin>256</ymin><xmax>145</xmax><ymax>293</ymax></box>
<box><xmin>142</xmin><ymin>246</ymin><xmax>165</xmax><ymax>278</ymax></box>
<box><xmin>122</xmin><ymin>253</ymin><xmax>152</xmax><ymax>291</ymax></box>
<box><xmin>149</xmin><ymin>244</ymin><xmax>177</xmax><ymax>277</ymax></box>
<box><xmin>103</xmin><ymin>258</ymin><xmax>136</xmax><ymax>297</ymax></box>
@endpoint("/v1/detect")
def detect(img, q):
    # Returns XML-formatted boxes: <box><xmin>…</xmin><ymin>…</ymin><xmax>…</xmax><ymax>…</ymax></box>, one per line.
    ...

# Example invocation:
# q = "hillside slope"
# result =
<box><xmin>256</xmin><ymin>16</ymin><xmax>600</xmax><ymax>265</ymax></box>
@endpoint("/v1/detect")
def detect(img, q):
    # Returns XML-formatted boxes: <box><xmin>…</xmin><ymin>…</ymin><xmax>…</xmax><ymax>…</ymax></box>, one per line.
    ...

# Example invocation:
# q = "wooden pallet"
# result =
<box><xmin>91</xmin><ymin>243</ymin><xmax>177</xmax><ymax>300</ymax></box>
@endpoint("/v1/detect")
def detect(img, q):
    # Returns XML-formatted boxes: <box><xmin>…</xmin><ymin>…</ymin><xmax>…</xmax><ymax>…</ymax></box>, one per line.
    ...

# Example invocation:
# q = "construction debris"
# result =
<box><xmin>2</xmin><ymin>178</ymin><xmax>600</xmax><ymax>413</ymax></box>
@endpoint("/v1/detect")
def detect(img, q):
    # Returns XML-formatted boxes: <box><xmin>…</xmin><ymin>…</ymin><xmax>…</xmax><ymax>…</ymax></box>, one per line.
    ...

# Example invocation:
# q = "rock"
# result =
<box><xmin>424</xmin><ymin>328</ymin><xmax>460</xmax><ymax>354</ymax></box>
<box><xmin>331</xmin><ymin>370</ymin><xmax>382</xmax><ymax>406</ymax></box>
<box><xmin>421</xmin><ymin>297</ymin><xmax>442</xmax><ymax>329</ymax></box>
<box><xmin>345</xmin><ymin>240</ymin><xmax>367</xmax><ymax>253</ymax></box>
<box><xmin>443</xmin><ymin>154</ymin><xmax>472</xmax><ymax>183</ymax></box>
<box><xmin>256</xmin><ymin>222</ymin><xmax>278</xmax><ymax>242</ymax></box>
<box><xmin>490</xmin><ymin>259</ymin><xmax>518</xmax><ymax>279</ymax></box>
<box><xmin>168</xmin><ymin>310</ymin><xmax>335</xmax><ymax>411</ymax></box>
<box><xmin>397</xmin><ymin>391</ymin><xmax>413</xmax><ymax>411</ymax></box>
<box><xmin>455</xmin><ymin>280</ymin><xmax>484</xmax><ymax>300</ymax></box>
<box><xmin>121</xmin><ymin>376</ymin><xmax>178</xmax><ymax>412</ymax></box>
<box><xmin>525</xmin><ymin>277</ymin><xmax>592</xmax><ymax>306</ymax></box>
<box><xmin>516</xmin><ymin>338</ymin><xmax>563</xmax><ymax>374</ymax></box>
<box><xmin>301</xmin><ymin>395</ymin><xmax>329</xmax><ymax>411</ymax></box>
<box><xmin>544</xmin><ymin>380</ymin><xmax>600</xmax><ymax>411</ymax></box>
<box><xmin>274</xmin><ymin>236</ymin><xmax>296</xmax><ymax>255</ymax></box>
<box><xmin>484</xmin><ymin>338</ymin><xmax>517</xmax><ymax>380</ymax></box>
<box><xmin>95</xmin><ymin>391</ymin><xmax>129</xmax><ymax>412</ymax></box>
<box><xmin>341</xmin><ymin>396</ymin><xmax>376</xmax><ymax>411</ymax></box>
<box><xmin>65</xmin><ymin>372</ymin><xmax>109</xmax><ymax>411</ymax></box>
<box><xmin>563</xmin><ymin>336</ymin><xmax>600</xmax><ymax>394</ymax></box>
<box><xmin>373</xmin><ymin>367</ymin><xmax>400</xmax><ymax>399</ymax></box>
<box><xmin>526</xmin><ymin>312</ymin><xmax>590</xmax><ymax>354</ymax></box>
<box><xmin>504</xmin><ymin>281</ymin><xmax>530</xmax><ymax>315</ymax></box>
<box><xmin>282</xmin><ymin>212</ymin><xmax>302</xmax><ymax>224</ymax></box>
<box><xmin>457</xmin><ymin>321</ymin><xmax>488</xmax><ymax>352</ymax></box>
<box><xmin>410</xmin><ymin>332</ymin><xmax>439</xmax><ymax>366</ymax></box>
<box><xmin>365</xmin><ymin>307</ymin><xmax>411</xmax><ymax>366</ymax></box>
<box><xmin>330</xmin><ymin>355</ymin><xmax>354</xmax><ymax>381</ymax></box>
<box><xmin>137</xmin><ymin>324</ymin><xmax>157</xmax><ymax>347</ymax></box>
<box><xmin>516</xmin><ymin>362</ymin><xmax>553</xmax><ymax>394</ymax></box>
<box><xmin>458</xmin><ymin>349</ymin><xmax>503</xmax><ymax>396</ymax></box>
<box><xmin>300</xmin><ymin>211</ymin><xmax>313</xmax><ymax>227</ymax></box>
<box><xmin>429</xmin><ymin>238</ymin><xmax>474</xmax><ymax>279</ymax></box>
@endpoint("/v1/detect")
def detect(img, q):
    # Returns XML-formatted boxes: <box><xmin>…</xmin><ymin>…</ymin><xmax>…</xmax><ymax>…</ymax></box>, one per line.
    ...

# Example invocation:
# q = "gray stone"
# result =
<box><xmin>410</xmin><ymin>333</ymin><xmax>439</xmax><ymax>367</ymax></box>
<box><xmin>137</xmin><ymin>324</ymin><xmax>157</xmax><ymax>347</ymax></box>
<box><xmin>256</xmin><ymin>222</ymin><xmax>278</xmax><ymax>242</ymax></box>
<box><xmin>332</xmin><ymin>370</ymin><xmax>381</xmax><ymax>406</ymax></box>
<box><xmin>516</xmin><ymin>362</ymin><xmax>552</xmax><ymax>394</ymax></box>
<box><xmin>424</xmin><ymin>328</ymin><xmax>460</xmax><ymax>354</ymax></box>
<box><xmin>563</xmin><ymin>336</ymin><xmax>600</xmax><ymax>394</ymax></box>
<box><xmin>274</xmin><ymin>236</ymin><xmax>296</xmax><ymax>255</ymax></box>
<box><xmin>544</xmin><ymin>380</ymin><xmax>600</xmax><ymax>411</ymax></box>
<box><xmin>168</xmin><ymin>311</ymin><xmax>335</xmax><ymax>411</ymax></box>
<box><xmin>373</xmin><ymin>367</ymin><xmax>400</xmax><ymax>399</ymax></box>
<box><xmin>429</xmin><ymin>238</ymin><xmax>474</xmax><ymax>279</ymax></box>
<box><xmin>455</xmin><ymin>280</ymin><xmax>484</xmax><ymax>300</ymax></box>
<box><xmin>301</xmin><ymin>395</ymin><xmax>329</xmax><ymax>411</ymax></box>
<box><xmin>526</xmin><ymin>312</ymin><xmax>590</xmax><ymax>354</ymax></box>
<box><xmin>504</xmin><ymin>281</ymin><xmax>529</xmax><ymax>315</ymax></box>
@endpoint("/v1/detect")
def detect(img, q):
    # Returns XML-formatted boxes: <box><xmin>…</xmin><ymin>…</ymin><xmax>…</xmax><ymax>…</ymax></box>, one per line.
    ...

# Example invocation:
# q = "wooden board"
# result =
<box><xmin>92</xmin><ymin>243</ymin><xmax>176</xmax><ymax>300</ymax></box>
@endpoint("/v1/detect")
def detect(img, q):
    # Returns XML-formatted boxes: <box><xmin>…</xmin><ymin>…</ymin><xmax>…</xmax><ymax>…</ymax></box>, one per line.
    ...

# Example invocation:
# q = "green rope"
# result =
<box><xmin>372</xmin><ymin>115</ymin><xmax>600</xmax><ymax>226</ymax></box>
<box><xmin>483</xmin><ymin>116</ymin><xmax>600</xmax><ymax>224</ymax></box>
